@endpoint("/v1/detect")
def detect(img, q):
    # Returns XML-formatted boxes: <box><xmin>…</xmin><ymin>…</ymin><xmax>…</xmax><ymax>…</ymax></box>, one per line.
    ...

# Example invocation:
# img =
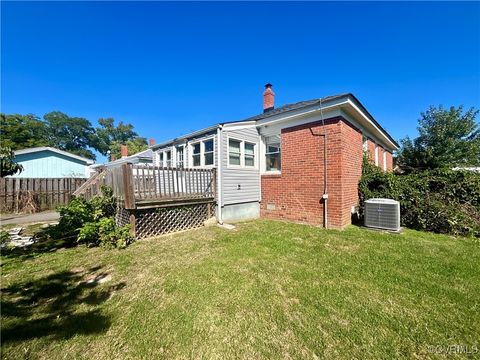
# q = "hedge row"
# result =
<box><xmin>358</xmin><ymin>157</ymin><xmax>480</xmax><ymax>238</ymax></box>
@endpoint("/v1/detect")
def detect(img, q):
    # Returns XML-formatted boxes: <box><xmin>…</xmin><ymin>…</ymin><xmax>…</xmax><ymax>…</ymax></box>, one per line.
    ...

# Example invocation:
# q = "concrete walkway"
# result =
<box><xmin>0</xmin><ymin>211</ymin><xmax>60</xmax><ymax>225</ymax></box>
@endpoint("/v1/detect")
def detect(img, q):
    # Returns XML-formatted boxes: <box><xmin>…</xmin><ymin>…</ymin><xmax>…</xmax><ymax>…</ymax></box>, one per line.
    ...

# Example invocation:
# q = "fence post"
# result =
<box><xmin>122</xmin><ymin>163</ymin><xmax>136</xmax><ymax>210</ymax></box>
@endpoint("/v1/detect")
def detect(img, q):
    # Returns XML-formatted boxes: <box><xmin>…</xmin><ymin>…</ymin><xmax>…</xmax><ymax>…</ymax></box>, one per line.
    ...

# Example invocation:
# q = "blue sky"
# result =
<box><xmin>2</xmin><ymin>1</ymin><xmax>479</xmax><ymax>162</ymax></box>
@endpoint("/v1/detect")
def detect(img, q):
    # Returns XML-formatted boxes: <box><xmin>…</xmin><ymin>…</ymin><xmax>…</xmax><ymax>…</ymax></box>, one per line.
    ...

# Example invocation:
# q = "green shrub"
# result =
<box><xmin>359</xmin><ymin>155</ymin><xmax>480</xmax><ymax>237</ymax></box>
<box><xmin>0</xmin><ymin>230</ymin><xmax>10</xmax><ymax>246</ymax></box>
<box><xmin>48</xmin><ymin>186</ymin><xmax>135</xmax><ymax>248</ymax></box>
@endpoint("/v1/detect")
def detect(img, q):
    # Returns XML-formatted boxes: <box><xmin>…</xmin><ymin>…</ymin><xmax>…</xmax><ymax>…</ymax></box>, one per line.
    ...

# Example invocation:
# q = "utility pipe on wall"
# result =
<box><xmin>319</xmin><ymin>98</ymin><xmax>328</xmax><ymax>229</ymax></box>
<box><xmin>216</xmin><ymin>125</ymin><xmax>224</xmax><ymax>224</ymax></box>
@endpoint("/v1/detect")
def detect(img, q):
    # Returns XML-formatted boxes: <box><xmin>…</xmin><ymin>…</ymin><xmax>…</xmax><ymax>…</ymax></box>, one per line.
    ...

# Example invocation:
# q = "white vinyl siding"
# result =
<box><xmin>220</xmin><ymin>126</ymin><xmax>260</xmax><ymax>206</ymax></box>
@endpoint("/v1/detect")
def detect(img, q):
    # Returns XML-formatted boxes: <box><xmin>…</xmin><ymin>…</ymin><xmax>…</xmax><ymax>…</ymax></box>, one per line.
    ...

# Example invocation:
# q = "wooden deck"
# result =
<box><xmin>77</xmin><ymin>163</ymin><xmax>216</xmax><ymax>209</ymax></box>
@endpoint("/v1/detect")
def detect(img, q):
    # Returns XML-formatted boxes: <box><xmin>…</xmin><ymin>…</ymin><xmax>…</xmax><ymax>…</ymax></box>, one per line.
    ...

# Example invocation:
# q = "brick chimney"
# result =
<box><xmin>263</xmin><ymin>83</ymin><xmax>275</xmax><ymax>112</ymax></box>
<box><xmin>149</xmin><ymin>138</ymin><xmax>155</xmax><ymax>146</ymax></box>
<box><xmin>120</xmin><ymin>145</ymin><xmax>128</xmax><ymax>158</ymax></box>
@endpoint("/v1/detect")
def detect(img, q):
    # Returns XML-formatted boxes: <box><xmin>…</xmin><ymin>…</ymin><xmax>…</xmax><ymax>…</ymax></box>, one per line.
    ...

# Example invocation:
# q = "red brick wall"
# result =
<box><xmin>260</xmin><ymin>116</ymin><xmax>363</xmax><ymax>228</ymax></box>
<box><xmin>378</xmin><ymin>146</ymin><xmax>385</xmax><ymax>170</ymax></box>
<box><xmin>340</xmin><ymin>121</ymin><xmax>363</xmax><ymax>226</ymax></box>
<box><xmin>385</xmin><ymin>151</ymin><xmax>393</xmax><ymax>171</ymax></box>
<box><xmin>367</xmin><ymin>138</ymin><xmax>376</xmax><ymax>163</ymax></box>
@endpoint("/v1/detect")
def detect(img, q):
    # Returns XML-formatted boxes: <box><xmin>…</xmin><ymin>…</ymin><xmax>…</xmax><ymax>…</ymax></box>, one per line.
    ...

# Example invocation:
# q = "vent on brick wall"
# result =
<box><xmin>364</xmin><ymin>198</ymin><xmax>400</xmax><ymax>231</ymax></box>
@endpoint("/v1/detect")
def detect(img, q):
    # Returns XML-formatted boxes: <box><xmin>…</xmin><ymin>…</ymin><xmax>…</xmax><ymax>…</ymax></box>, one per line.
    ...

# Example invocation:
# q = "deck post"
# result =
<box><xmin>122</xmin><ymin>163</ymin><xmax>136</xmax><ymax>210</ymax></box>
<box><xmin>129</xmin><ymin>211</ymin><xmax>136</xmax><ymax>235</ymax></box>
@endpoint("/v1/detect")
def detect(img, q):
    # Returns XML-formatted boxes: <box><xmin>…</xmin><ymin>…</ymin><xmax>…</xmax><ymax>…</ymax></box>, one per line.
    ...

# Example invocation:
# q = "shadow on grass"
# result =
<box><xmin>1</xmin><ymin>228</ymin><xmax>78</xmax><ymax>262</ymax></box>
<box><xmin>1</xmin><ymin>266</ymin><xmax>125</xmax><ymax>343</ymax></box>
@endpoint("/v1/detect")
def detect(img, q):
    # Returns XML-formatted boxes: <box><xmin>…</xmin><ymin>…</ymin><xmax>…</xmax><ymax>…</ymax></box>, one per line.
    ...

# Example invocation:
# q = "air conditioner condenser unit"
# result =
<box><xmin>364</xmin><ymin>198</ymin><xmax>401</xmax><ymax>232</ymax></box>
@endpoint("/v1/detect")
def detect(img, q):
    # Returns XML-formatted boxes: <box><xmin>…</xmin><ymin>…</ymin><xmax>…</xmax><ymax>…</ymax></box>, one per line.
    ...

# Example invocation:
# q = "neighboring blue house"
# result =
<box><xmin>10</xmin><ymin>147</ymin><xmax>94</xmax><ymax>178</ymax></box>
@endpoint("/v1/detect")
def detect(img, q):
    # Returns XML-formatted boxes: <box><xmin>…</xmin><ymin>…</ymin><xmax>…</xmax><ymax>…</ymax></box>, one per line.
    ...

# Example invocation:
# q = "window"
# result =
<box><xmin>244</xmin><ymin>142</ymin><xmax>255</xmax><ymax>167</ymax></box>
<box><xmin>362</xmin><ymin>134</ymin><xmax>368</xmax><ymax>152</ymax></box>
<box><xmin>265</xmin><ymin>135</ymin><xmax>281</xmax><ymax>171</ymax></box>
<box><xmin>383</xmin><ymin>151</ymin><xmax>387</xmax><ymax>171</ymax></box>
<box><xmin>229</xmin><ymin>139</ymin><xmax>241</xmax><ymax>166</ymax></box>
<box><xmin>176</xmin><ymin>146</ymin><xmax>184</xmax><ymax>168</ymax></box>
<box><xmin>227</xmin><ymin>139</ymin><xmax>256</xmax><ymax>167</ymax></box>
<box><xmin>204</xmin><ymin>139</ymin><xmax>214</xmax><ymax>166</ymax></box>
<box><xmin>192</xmin><ymin>143</ymin><xmax>201</xmax><ymax>167</ymax></box>
<box><xmin>164</xmin><ymin>150</ymin><xmax>172</xmax><ymax>167</ymax></box>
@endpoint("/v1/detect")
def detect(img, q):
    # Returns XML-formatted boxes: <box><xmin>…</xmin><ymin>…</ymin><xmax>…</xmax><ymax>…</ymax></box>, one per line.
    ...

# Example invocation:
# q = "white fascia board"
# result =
<box><xmin>256</xmin><ymin>98</ymin><xmax>348</xmax><ymax>127</ymax></box>
<box><xmin>221</xmin><ymin>121</ymin><xmax>257</xmax><ymax>131</ymax></box>
<box><xmin>255</xmin><ymin>97</ymin><xmax>398</xmax><ymax>152</ymax></box>
<box><xmin>151</xmin><ymin>125</ymin><xmax>219</xmax><ymax>150</ymax></box>
<box><xmin>344</xmin><ymin>99</ymin><xmax>398</xmax><ymax>151</ymax></box>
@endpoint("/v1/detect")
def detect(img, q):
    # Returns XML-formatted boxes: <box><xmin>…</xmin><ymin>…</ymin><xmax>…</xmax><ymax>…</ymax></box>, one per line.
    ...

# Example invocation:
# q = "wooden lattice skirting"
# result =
<box><xmin>115</xmin><ymin>202</ymin><xmax>213</xmax><ymax>239</ymax></box>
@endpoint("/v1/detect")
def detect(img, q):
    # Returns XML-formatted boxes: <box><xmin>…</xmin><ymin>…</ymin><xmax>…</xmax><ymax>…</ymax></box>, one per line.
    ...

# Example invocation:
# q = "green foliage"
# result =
<box><xmin>43</xmin><ymin>111</ymin><xmax>98</xmax><ymax>160</ymax></box>
<box><xmin>95</xmin><ymin>118</ymin><xmax>139</xmax><ymax>156</ymax></box>
<box><xmin>0</xmin><ymin>230</ymin><xmax>10</xmax><ymax>246</ymax></box>
<box><xmin>359</xmin><ymin>155</ymin><xmax>480</xmax><ymax>237</ymax></box>
<box><xmin>397</xmin><ymin>105</ymin><xmax>480</xmax><ymax>171</ymax></box>
<box><xmin>49</xmin><ymin>186</ymin><xmax>134</xmax><ymax>248</ymax></box>
<box><xmin>1</xmin><ymin>112</ymin><xmax>147</xmax><ymax>161</ymax></box>
<box><xmin>109</xmin><ymin>137</ymin><xmax>148</xmax><ymax>160</ymax></box>
<box><xmin>0</xmin><ymin>147</ymin><xmax>23</xmax><ymax>177</ymax></box>
<box><xmin>95</xmin><ymin>117</ymin><xmax>147</xmax><ymax>158</ymax></box>
<box><xmin>0</xmin><ymin>114</ymin><xmax>49</xmax><ymax>150</ymax></box>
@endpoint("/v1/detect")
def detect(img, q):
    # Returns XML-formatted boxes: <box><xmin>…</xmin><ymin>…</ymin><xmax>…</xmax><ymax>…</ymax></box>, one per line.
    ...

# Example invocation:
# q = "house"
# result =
<box><xmin>91</xmin><ymin>143</ymin><xmax>154</xmax><ymax>172</ymax></box>
<box><xmin>10</xmin><ymin>147</ymin><xmax>94</xmax><ymax>178</ymax></box>
<box><xmin>151</xmin><ymin>85</ymin><xmax>399</xmax><ymax>229</ymax></box>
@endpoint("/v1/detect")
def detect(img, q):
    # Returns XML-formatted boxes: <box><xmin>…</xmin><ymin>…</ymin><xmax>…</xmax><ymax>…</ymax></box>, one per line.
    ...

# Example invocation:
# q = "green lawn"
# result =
<box><xmin>1</xmin><ymin>220</ymin><xmax>479</xmax><ymax>359</ymax></box>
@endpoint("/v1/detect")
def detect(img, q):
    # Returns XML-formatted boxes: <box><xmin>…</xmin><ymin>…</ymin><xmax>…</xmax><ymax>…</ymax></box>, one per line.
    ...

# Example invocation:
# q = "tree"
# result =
<box><xmin>95</xmin><ymin>118</ymin><xmax>139</xmax><ymax>156</ymax></box>
<box><xmin>0</xmin><ymin>147</ymin><xmax>23</xmax><ymax>177</ymax></box>
<box><xmin>397</xmin><ymin>105</ymin><xmax>480</xmax><ymax>171</ymax></box>
<box><xmin>43</xmin><ymin>112</ymin><xmax>98</xmax><ymax>160</ymax></box>
<box><xmin>0</xmin><ymin>114</ymin><xmax>48</xmax><ymax>150</ymax></box>
<box><xmin>110</xmin><ymin>137</ymin><xmax>148</xmax><ymax>159</ymax></box>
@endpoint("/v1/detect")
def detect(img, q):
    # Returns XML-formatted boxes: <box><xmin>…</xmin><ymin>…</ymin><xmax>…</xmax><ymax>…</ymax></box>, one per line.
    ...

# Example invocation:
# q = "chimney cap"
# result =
<box><xmin>264</xmin><ymin>83</ymin><xmax>273</xmax><ymax>89</ymax></box>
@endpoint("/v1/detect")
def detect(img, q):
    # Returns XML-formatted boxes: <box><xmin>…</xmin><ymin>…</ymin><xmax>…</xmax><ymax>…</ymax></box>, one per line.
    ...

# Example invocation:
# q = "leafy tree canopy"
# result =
<box><xmin>1</xmin><ymin>112</ymin><xmax>148</xmax><ymax>162</ymax></box>
<box><xmin>0</xmin><ymin>147</ymin><xmax>23</xmax><ymax>177</ymax></box>
<box><xmin>43</xmin><ymin>111</ymin><xmax>98</xmax><ymax>160</ymax></box>
<box><xmin>95</xmin><ymin>118</ymin><xmax>139</xmax><ymax>156</ymax></box>
<box><xmin>0</xmin><ymin>114</ymin><xmax>48</xmax><ymax>150</ymax></box>
<box><xmin>397</xmin><ymin>105</ymin><xmax>480</xmax><ymax>171</ymax></box>
<box><xmin>110</xmin><ymin>137</ymin><xmax>148</xmax><ymax>160</ymax></box>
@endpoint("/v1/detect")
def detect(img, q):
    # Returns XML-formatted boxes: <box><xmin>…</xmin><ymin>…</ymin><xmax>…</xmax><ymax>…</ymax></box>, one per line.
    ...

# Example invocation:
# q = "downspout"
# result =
<box><xmin>319</xmin><ymin>98</ymin><xmax>329</xmax><ymax>229</ymax></box>
<box><xmin>216</xmin><ymin>125</ymin><xmax>224</xmax><ymax>224</ymax></box>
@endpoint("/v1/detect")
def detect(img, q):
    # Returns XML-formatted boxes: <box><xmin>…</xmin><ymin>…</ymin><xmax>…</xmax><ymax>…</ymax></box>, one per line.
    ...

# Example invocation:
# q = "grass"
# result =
<box><xmin>1</xmin><ymin>220</ymin><xmax>479</xmax><ymax>359</ymax></box>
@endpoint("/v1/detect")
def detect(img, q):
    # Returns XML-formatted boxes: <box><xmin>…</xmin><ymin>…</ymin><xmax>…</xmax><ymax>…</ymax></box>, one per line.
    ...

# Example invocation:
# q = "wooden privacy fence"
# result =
<box><xmin>0</xmin><ymin>177</ymin><xmax>86</xmax><ymax>213</ymax></box>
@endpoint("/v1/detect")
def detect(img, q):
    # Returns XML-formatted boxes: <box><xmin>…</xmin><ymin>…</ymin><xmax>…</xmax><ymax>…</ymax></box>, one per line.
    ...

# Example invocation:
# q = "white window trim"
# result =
<box><xmin>261</xmin><ymin>135</ymin><xmax>282</xmax><ymax>174</ymax></box>
<box><xmin>227</xmin><ymin>136</ymin><xmax>258</xmax><ymax>169</ymax></box>
<box><xmin>383</xmin><ymin>150</ymin><xmax>387</xmax><ymax>171</ymax></box>
<box><xmin>362</xmin><ymin>133</ymin><xmax>368</xmax><ymax>152</ymax></box>
<box><xmin>374</xmin><ymin>143</ymin><xmax>379</xmax><ymax>166</ymax></box>
<box><xmin>175</xmin><ymin>144</ymin><xmax>185</xmax><ymax>168</ymax></box>
<box><xmin>189</xmin><ymin>136</ymin><xmax>215</xmax><ymax>168</ymax></box>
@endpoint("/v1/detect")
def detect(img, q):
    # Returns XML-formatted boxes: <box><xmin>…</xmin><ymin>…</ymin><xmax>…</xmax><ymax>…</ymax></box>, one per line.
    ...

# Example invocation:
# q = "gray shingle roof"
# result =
<box><xmin>235</xmin><ymin>94</ymin><xmax>350</xmax><ymax>123</ymax></box>
<box><xmin>152</xmin><ymin>92</ymin><xmax>399</xmax><ymax>149</ymax></box>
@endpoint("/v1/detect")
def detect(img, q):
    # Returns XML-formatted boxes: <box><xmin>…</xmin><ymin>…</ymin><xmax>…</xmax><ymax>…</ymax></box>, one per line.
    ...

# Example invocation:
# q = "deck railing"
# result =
<box><xmin>131</xmin><ymin>164</ymin><xmax>216</xmax><ymax>202</ymax></box>
<box><xmin>77</xmin><ymin>163</ymin><xmax>216</xmax><ymax>209</ymax></box>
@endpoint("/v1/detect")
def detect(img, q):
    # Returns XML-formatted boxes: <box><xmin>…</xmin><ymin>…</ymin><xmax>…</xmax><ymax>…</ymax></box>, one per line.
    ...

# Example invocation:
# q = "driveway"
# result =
<box><xmin>0</xmin><ymin>211</ymin><xmax>60</xmax><ymax>225</ymax></box>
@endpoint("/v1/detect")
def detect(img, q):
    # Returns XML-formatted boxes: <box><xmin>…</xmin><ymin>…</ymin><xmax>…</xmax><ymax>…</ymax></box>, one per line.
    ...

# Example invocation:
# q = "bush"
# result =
<box><xmin>48</xmin><ymin>186</ymin><xmax>135</xmax><ymax>248</ymax></box>
<box><xmin>0</xmin><ymin>230</ymin><xmax>10</xmax><ymax>246</ymax></box>
<box><xmin>359</xmin><ymin>156</ymin><xmax>480</xmax><ymax>237</ymax></box>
